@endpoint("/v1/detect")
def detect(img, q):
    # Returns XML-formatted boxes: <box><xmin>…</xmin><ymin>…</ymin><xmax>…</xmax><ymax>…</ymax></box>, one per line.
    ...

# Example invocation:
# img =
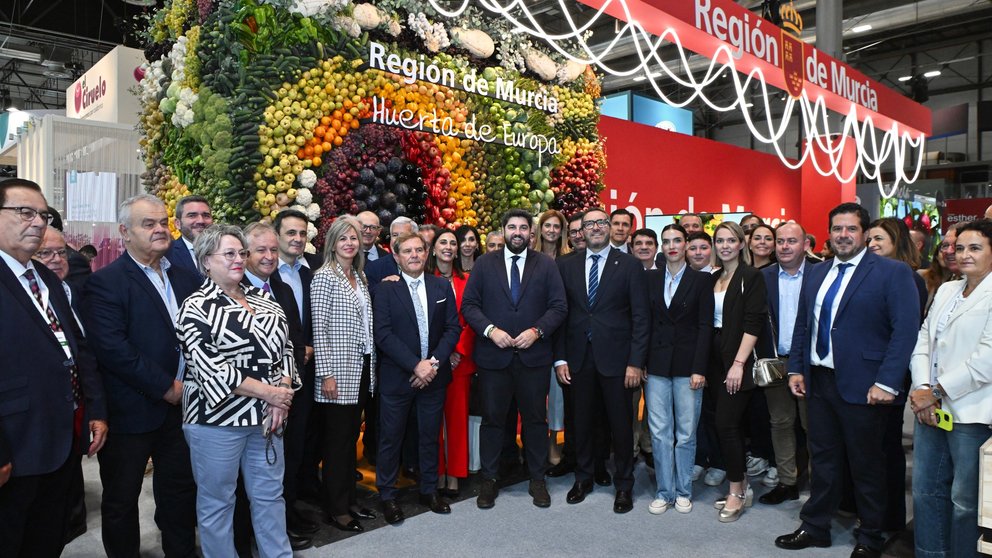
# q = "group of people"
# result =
<box><xmin>2</xmin><ymin>175</ymin><xmax>991</xmax><ymax>558</ymax></box>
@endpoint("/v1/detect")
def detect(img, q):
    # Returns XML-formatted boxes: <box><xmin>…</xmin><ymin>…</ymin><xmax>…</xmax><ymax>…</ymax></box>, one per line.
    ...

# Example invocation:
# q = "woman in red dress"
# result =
<box><xmin>428</xmin><ymin>229</ymin><xmax>475</xmax><ymax>496</ymax></box>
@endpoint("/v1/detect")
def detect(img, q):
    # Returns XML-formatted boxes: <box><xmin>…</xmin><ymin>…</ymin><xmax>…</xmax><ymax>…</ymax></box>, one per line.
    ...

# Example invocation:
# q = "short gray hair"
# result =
<box><xmin>194</xmin><ymin>224</ymin><xmax>246</xmax><ymax>270</ymax></box>
<box><xmin>118</xmin><ymin>194</ymin><xmax>165</xmax><ymax>229</ymax></box>
<box><xmin>390</xmin><ymin>216</ymin><xmax>419</xmax><ymax>235</ymax></box>
<box><xmin>244</xmin><ymin>221</ymin><xmax>277</xmax><ymax>241</ymax></box>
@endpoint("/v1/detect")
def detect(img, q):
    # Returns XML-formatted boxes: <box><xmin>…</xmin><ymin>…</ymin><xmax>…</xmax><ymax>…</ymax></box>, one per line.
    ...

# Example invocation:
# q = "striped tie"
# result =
<box><xmin>24</xmin><ymin>268</ymin><xmax>81</xmax><ymax>406</ymax></box>
<box><xmin>588</xmin><ymin>254</ymin><xmax>601</xmax><ymax>307</ymax></box>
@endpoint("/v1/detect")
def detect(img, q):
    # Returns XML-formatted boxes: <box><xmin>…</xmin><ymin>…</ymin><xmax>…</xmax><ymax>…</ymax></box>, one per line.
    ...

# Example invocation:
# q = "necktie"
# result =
<box><xmin>815</xmin><ymin>263</ymin><xmax>852</xmax><ymax>359</ymax></box>
<box><xmin>364</xmin><ymin>249</ymin><xmax>371</xmax><ymax>261</ymax></box>
<box><xmin>24</xmin><ymin>269</ymin><xmax>81</xmax><ymax>405</ymax></box>
<box><xmin>588</xmin><ymin>254</ymin><xmax>601</xmax><ymax>307</ymax></box>
<box><xmin>410</xmin><ymin>279</ymin><xmax>429</xmax><ymax>359</ymax></box>
<box><xmin>510</xmin><ymin>255</ymin><xmax>522</xmax><ymax>305</ymax></box>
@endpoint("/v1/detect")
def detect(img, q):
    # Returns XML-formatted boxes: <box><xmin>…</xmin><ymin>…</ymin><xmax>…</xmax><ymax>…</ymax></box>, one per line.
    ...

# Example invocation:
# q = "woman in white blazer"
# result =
<box><xmin>909</xmin><ymin>219</ymin><xmax>992</xmax><ymax>558</ymax></box>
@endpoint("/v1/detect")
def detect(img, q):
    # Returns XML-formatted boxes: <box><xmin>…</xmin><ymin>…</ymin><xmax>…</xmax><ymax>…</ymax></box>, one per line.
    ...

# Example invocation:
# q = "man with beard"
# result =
<box><xmin>166</xmin><ymin>195</ymin><xmax>213</xmax><ymax>274</ymax></box>
<box><xmin>462</xmin><ymin>209</ymin><xmax>567</xmax><ymax>509</ymax></box>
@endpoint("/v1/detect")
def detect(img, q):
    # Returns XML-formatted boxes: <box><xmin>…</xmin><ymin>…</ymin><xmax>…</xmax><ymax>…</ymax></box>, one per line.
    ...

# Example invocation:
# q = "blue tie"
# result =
<box><xmin>510</xmin><ymin>255</ymin><xmax>522</xmax><ymax>305</ymax></box>
<box><xmin>588</xmin><ymin>254</ymin><xmax>601</xmax><ymax>307</ymax></box>
<box><xmin>815</xmin><ymin>263</ymin><xmax>852</xmax><ymax>359</ymax></box>
<box><xmin>410</xmin><ymin>279</ymin><xmax>428</xmax><ymax>359</ymax></box>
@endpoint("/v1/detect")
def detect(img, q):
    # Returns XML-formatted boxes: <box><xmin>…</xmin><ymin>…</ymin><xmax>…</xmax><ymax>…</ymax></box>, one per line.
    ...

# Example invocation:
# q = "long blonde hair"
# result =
<box><xmin>321</xmin><ymin>215</ymin><xmax>366</xmax><ymax>285</ymax></box>
<box><xmin>533</xmin><ymin>209</ymin><xmax>571</xmax><ymax>257</ymax></box>
<box><xmin>714</xmin><ymin>221</ymin><xmax>751</xmax><ymax>271</ymax></box>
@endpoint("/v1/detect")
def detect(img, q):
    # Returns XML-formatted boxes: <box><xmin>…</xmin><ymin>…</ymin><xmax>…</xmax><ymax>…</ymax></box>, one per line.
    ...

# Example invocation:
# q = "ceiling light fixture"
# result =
<box><xmin>851</xmin><ymin>24</ymin><xmax>872</xmax><ymax>33</ymax></box>
<box><xmin>923</xmin><ymin>70</ymin><xmax>941</xmax><ymax>78</ymax></box>
<box><xmin>897</xmin><ymin>76</ymin><xmax>912</xmax><ymax>82</ymax></box>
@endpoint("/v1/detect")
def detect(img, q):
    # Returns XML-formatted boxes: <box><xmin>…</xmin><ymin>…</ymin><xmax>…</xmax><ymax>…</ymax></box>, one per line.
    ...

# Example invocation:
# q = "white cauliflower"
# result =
<box><xmin>306</xmin><ymin>203</ymin><xmax>321</xmax><ymax>222</ymax></box>
<box><xmin>352</xmin><ymin>4</ymin><xmax>382</xmax><ymax>30</ymax></box>
<box><xmin>408</xmin><ymin>13</ymin><xmax>450</xmax><ymax>53</ymax></box>
<box><xmin>298</xmin><ymin>170</ymin><xmax>317</xmax><ymax>189</ymax></box>
<box><xmin>307</xmin><ymin>222</ymin><xmax>318</xmax><ymax>241</ymax></box>
<box><xmin>294</xmin><ymin>187</ymin><xmax>313</xmax><ymax>206</ymax></box>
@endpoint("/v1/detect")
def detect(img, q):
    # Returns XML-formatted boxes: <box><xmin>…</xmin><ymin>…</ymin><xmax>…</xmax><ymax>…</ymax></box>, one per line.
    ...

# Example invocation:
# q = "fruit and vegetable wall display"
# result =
<box><xmin>138</xmin><ymin>0</ymin><xmax>606</xmax><ymax>249</ymax></box>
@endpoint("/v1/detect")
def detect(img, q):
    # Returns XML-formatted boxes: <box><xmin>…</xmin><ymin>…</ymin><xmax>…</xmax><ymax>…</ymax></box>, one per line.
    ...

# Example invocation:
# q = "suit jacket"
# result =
<box><xmin>462</xmin><ymin>249</ymin><xmax>567</xmax><ymax>369</ymax></box>
<box><xmin>241</xmin><ymin>277</ymin><xmax>306</xmax><ymax>369</ymax></box>
<box><xmin>365</xmin><ymin>254</ymin><xmax>399</xmax><ymax>296</ymax></box>
<box><xmin>270</xmin><ymin>260</ymin><xmax>314</xmax><ymax>347</ymax></box>
<box><xmin>373</xmin><ymin>274</ymin><xmax>462</xmax><ymax>395</ymax></box>
<box><xmin>65</xmin><ymin>246</ymin><xmax>92</xmax><ymax>292</ymax></box>
<box><xmin>910</xmin><ymin>276</ymin><xmax>992</xmax><ymax>424</ymax></box>
<box><xmin>0</xmin><ymin>257</ymin><xmax>106</xmax><ymax>476</ymax></box>
<box><xmin>166</xmin><ymin>238</ymin><xmax>197</xmax><ymax>274</ymax></box>
<box><xmin>787</xmin><ymin>250</ymin><xmax>919</xmax><ymax>405</ymax></box>
<box><xmin>646</xmin><ymin>266</ymin><xmax>714</xmax><ymax>377</ymax></box>
<box><xmin>711</xmin><ymin>264</ymin><xmax>768</xmax><ymax>390</ymax></box>
<box><xmin>759</xmin><ymin>261</ymin><xmax>819</xmax><ymax>358</ymax></box>
<box><xmin>554</xmin><ymin>248</ymin><xmax>649</xmax><ymax>376</ymax></box>
<box><xmin>81</xmin><ymin>253</ymin><xmax>202</xmax><ymax>433</ymax></box>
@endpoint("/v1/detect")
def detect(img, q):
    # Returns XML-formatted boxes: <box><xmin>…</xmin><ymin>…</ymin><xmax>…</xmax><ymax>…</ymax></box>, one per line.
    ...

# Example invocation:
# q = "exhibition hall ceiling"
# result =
<box><xmin>2</xmin><ymin>0</ymin><xmax>990</xmax><ymax>126</ymax></box>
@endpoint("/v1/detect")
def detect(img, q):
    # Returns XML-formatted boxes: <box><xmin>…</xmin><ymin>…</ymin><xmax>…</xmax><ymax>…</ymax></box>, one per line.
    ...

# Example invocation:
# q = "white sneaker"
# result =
<box><xmin>674</xmin><ymin>496</ymin><xmax>693</xmax><ymax>513</ymax></box>
<box><xmin>762</xmin><ymin>466</ymin><xmax>779</xmax><ymax>487</ymax></box>
<box><xmin>746</xmin><ymin>455</ymin><xmax>770</xmax><ymax>477</ymax></box>
<box><xmin>703</xmin><ymin>468</ymin><xmax>726</xmax><ymax>486</ymax></box>
<box><xmin>648</xmin><ymin>499</ymin><xmax>670</xmax><ymax>515</ymax></box>
<box><xmin>691</xmin><ymin>465</ymin><xmax>705</xmax><ymax>482</ymax></box>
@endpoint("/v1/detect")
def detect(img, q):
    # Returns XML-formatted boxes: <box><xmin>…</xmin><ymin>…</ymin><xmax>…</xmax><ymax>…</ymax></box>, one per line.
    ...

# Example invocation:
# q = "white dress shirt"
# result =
<box><xmin>278</xmin><ymin>255</ymin><xmax>310</xmax><ymax>321</ymax></box>
<box><xmin>664</xmin><ymin>263</ymin><xmax>687</xmax><ymax>307</ymax></box>
<box><xmin>129</xmin><ymin>253</ymin><xmax>184</xmax><ymax>379</ymax></box>
<box><xmin>610</xmin><ymin>242</ymin><xmax>628</xmax><ymax>253</ymax></box>
<box><xmin>776</xmin><ymin>261</ymin><xmax>806</xmax><ymax>355</ymax></box>
<box><xmin>402</xmin><ymin>271</ymin><xmax>430</xmax><ymax>330</ymax></box>
<box><xmin>585</xmin><ymin>245</ymin><xmax>611</xmax><ymax>296</ymax></box>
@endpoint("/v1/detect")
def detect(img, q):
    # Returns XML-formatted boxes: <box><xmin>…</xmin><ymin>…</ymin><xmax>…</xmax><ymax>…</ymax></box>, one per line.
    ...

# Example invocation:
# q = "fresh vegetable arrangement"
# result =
<box><xmin>138</xmin><ymin>0</ymin><xmax>606</xmax><ymax>250</ymax></box>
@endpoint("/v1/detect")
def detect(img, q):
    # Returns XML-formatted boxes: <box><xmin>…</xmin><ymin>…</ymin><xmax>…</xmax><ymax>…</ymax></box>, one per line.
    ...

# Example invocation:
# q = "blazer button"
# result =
<box><xmin>66</xmin><ymin>395</ymin><xmax>74</xmax><ymax>402</ymax></box>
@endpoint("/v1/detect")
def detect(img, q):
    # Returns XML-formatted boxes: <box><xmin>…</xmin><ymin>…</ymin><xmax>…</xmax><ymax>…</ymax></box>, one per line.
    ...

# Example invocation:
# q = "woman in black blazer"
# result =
<box><xmin>709</xmin><ymin>221</ymin><xmax>767</xmax><ymax>522</ymax></box>
<box><xmin>644</xmin><ymin>224</ymin><xmax>714</xmax><ymax>515</ymax></box>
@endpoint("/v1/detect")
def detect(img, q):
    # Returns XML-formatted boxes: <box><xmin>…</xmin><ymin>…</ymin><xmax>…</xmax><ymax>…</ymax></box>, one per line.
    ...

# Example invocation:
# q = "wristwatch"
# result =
<box><xmin>533</xmin><ymin>327</ymin><xmax>544</xmax><ymax>338</ymax></box>
<box><xmin>932</xmin><ymin>385</ymin><xmax>945</xmax><ymax>401</ymax></box>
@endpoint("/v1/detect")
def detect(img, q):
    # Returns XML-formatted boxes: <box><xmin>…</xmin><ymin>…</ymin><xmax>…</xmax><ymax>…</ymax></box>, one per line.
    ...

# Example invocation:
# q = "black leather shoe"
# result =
<box><xmin>529</xmin><ymin>479</ymin><xmax>551</xmax><ymax>508</ymax></box>
<box><xmin>613</xmin><ymin>490</ymin><xmax>633</xmax><ymax>513</ymax></box>
<box><xmin>546</xmin><ymin>460</ymin><xmax>575</xmax><ymax>477</ymax></box>
<box><xmin>381</xmin><ymin>500</ymin><xmax>404</xmax><ymax>525</ymax></box>
<box><xmin>288</xmin><ymin>532</ymin><xmax>313</xmax><ymax>551</ymax></box>
<box><xmin>326</xmin><ymin>516</ymin><xmax>364</xmax><ymax>533</ymax></box>
<box><xmin>775</xmin><ymin>529</ymin><xmax>831</xmax><ymax>550</ymax></box>
<box><xmin>850</xmin><ymin>544</ymin><xmax>881</xmax><ymax>558</ymax></box>
<box><xmin>419</xmin><ymin>492</ymin><xmax>452</xmax><ymax>514</ymax></box>
<box><xmin>349</xmin><ymin>507</ymin><xmax>376</xmax><ymax>521</ymax></box>
<box><xmin>594</xmin><ymin>469</ymin><xmax>612</xmax><ymax>487</ymax></box>
<box><xmin>759</xmin><ymin>483</ymin><xmax>800</xmax><ymax>505</ymax></box>
<box><xmin>566</xmin><ymin>480</ymin><xmax>593</xmax><ymax>504</ymax></box>
<box><xmin>477</xmin><ymin>478</ymin><xmax>498</xmax><ymax>509</ymax></box>
<box><xmin>438</xmin><ymin>487</ymin><xmax>461</xmax><ymax>499</ymax></box>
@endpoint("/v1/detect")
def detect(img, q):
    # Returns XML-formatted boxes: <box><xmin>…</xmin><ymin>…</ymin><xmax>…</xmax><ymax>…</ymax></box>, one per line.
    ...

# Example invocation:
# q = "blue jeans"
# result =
<box><xmin>184</xmin><ymin>424</ymin><xmax>291</xmax><ymax>558</ymax></box>
<box><xmin>913</xmin><ymin>421</ymin><xmax>991</xmax><ymax>558</ymax></box>
<box><xmin>645</xmin><ymin>375</ymin><xmax>702</xmax><ymax>502</ymax></box>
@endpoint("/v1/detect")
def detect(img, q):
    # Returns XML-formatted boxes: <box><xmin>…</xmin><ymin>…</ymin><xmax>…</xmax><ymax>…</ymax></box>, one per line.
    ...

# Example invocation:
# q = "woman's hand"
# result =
<box><xmin>265</xmin><ymin>384</ymin><xmax>294</xmax><ymax>411</ymax></box>
<box><xmin>690</xmin><ymin>374</ymin><xmax>706</xmax><ymax>390</ymax></box>
<box><xmin>910</xmin><ymin>387</ymin><xmax>939</xmax><ymax>426</ymax></box>
<box><xmin>724</xmin><ymin>362</ymin><xmax>744</xmax><ymax>394</ymax></box>
<box><xmin>321</xmin><ymin>377</ymin><xmax>339</xmax><ymax>400</ymax></box>
<box><xmin>268</xmin><ymin>406</ymin><xmax>289</xmax><ymax>434</ymax></box>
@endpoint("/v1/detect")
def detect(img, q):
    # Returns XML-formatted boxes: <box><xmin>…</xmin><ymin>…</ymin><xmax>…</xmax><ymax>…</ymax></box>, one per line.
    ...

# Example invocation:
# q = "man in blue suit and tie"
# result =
<box><xmin>0</xmin><ymin>179</ymin><xmax>107</xmax><ymax>557</ymax></box>
<box><xmin>165</xmin><ymin>195</ymin><xmax>213</xmax><ymax>274</ymax></box>
<box><xmin>775</xmin><ymin>203</ymin><xmax>919</xmax><ymax>558</ymax></box>
<box><xmin>462</xmin><ymin>209</ymin><xmax>568</xmax><ymax>509</ymax></box>
<box><xmin>373</xmin><ymin>232</ymin><xmax>461</xmax><ymax>524</ymax></box>
<box><xmin>82</xmin><ymin>194</ymin><xmax>201</xmax><ymax>558</ymax></box>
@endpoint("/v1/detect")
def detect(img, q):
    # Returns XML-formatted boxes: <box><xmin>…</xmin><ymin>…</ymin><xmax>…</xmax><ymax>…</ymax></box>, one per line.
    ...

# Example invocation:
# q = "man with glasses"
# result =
<box><xmin>82</xmin><ymin>194</ymin><xmax>201</xmax><ymax>557</ymax></box>
<box><xmin>566</xmin><ymin>212</ymin><xmax>586</xmax><ymax>251</ymax></box>
<box><xmin>166</xmin><ymin>195</ymin><xmax>213</xmax><ymax>274</ymax></box>
<box><xmin>0</xmin><ymin>179</ymin><xmax>106</xmax><ymax>556</ymax></box>
<box><xmin>357</xmin><ymin>211</ymin><xmax>387</xmax><ymax>263</ymax></box>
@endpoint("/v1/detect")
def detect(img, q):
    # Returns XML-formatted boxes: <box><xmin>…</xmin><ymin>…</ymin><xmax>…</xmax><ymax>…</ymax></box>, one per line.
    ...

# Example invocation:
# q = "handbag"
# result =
<box><xmin>741</xmin><ymin>279</ymin><xmax>787</xmax><ymax>387</ymax></box>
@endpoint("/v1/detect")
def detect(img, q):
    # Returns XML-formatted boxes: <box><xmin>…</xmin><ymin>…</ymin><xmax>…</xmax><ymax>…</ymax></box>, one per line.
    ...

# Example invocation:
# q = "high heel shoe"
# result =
<box><xmin>718</xmin><ymin>486</ymin><xmax>752</xmax><ymax>523</ymax></box>
<box><xmin>714</xmin><ymin>486</ymin><xmax>753</xmax><ymax>511</ymax></box>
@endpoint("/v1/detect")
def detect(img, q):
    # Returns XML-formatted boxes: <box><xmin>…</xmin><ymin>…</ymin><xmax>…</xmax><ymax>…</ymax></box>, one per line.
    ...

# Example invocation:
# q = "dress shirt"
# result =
<box><xmin>401</xmin><ymin>271</ymin><xmax>430</xmax><ymax>330</ymax></box>
<box><xmin>129</xmin><ymin>253</ymin><xmax>184</xmax><ymax>379</ymax></box>
<box><xmin>365</xmin><ymin>245</ymin><xmax>380</xmax><ymax>262</ymax></box>
<box><xmin>610</xmin><ymin>242</ymin><xmax>628</xmax><ymax>253</ymax></box>
<box><xmin>664</xmin><ymin>263</ymin><xmax>687</xmax><ymax>307</ymax></box>
<box><xmin>182</xmin><ymin>237</ymin><xmax>197</xmax><ymax>271</ymax></box>
<box><xmin>776</xmin><ymin>261</ymin><xmax>805</xmax><ymax>355</ymax></box>
<box><xmin>244</xmin><ymin>270</ymin><xmax>274</xmax><ymax>300</ymax></box>
<box><xmin>278</xmin><ymin>255</ymin><xmax>309</xmax><ymax>321</ymax></box>
<box><xmin>503</xmin><ymin>248</ymin><xmax>527</xmax><ymax>288</ymax></box>
<box><xmin>0</xmin><ymin>249</ymin><xmax>57</xmax><ymax>331</ymax></box>
<box><xmin>585</xmin><ymin>245</ymin><xmax>611</xmax><ymax>296</ymax></box>
<box><xmin>62</xmin><ymin>281</ymin><xmax>86</xmax><ymax>337</ymax></box>
<box><xmin>810</xmin><ymin>248</ymin><xmax>897</xmax><ymax>394</ymax></box>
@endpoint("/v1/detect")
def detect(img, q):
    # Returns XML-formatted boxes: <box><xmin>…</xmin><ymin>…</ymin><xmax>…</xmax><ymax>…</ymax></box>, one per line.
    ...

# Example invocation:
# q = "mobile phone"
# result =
<box><xmin>933</xmin><ymin>408</ymin><xmax>953</xmax><ymax>432</ymax></box>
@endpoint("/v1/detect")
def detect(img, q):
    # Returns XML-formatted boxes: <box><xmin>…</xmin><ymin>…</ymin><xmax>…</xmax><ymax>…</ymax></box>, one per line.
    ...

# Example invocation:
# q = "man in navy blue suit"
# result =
<box><xmin>462</xmin><ymin>208</ymin><xmax>568</xmax><ymax>509</ymax></box>
<box><xmin>373</xmin><ymin>232</ymin><xmax>461</xmax><ymax>524</ymax></box>
<box><xmin>365</xmin><ymin>216</ymin><xmax>417</xmax><ymax>293</ymax></box>
<box><xmin>0</xmin><ymin>179</ymin><xmax>107</xmax><ymax>557</ymax></box>
<box><xmin>775</xmin><ymin>203</ymin><xmax>919</xmax><ymax>558</ymax></box>
<box><xmin>82</xmin><ymin>194</ymin><xmax>201</xmax><ymax>558</ymax></box>
<box><xmin>165</xmin><ymin>195</ymin><xmax>213</xmax><ymax>274</ymax></box>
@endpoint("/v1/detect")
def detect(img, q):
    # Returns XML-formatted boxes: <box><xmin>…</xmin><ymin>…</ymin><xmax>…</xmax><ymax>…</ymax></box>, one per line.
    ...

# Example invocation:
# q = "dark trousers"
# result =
<box><xmin>561</xmin><ymin>382</ymin><xmax>576</xmax><ymax>464</ymax></box>
<box><xmin>695</xmin><ymin>383</ymin><xmax>724</xmax><ymax>469</ymax></box>
<box><xmin>0</xmin><ymin>452</ymin><xmax>75</xmax><ymax>558</ymax></box>
<box><xmin>572</xmin><ymin>343</ymin><xmax>635</xmax><ymax>491</ymax></box>
<box><xmin>99</xmin><ymin>406</ymin><xmax>197</xmax><ymax>558</ymax></box>
<box><xmin>479</xmin><ymin>356</ymin><xmax>549</xmax><ymax>481</ymax></box>
<box><xmin>362</xmin><ymin>391</ymin><xmax>379</xmax><ymax>462</ymax></box>
<box><xmin>283</xmin><ymin>360</ymin><xmax>315</xmax><ymax>509</ymax></box>
<box><xmin>319</xmin><ymin>360</ymin><xmax>370</xmax><ymax>516</ymax></box>
<box><xmin>800</xmin><ymin>366</ymin><xmax>888</xmax><ymax>550</ymax></box>
<box><xmin>299</xmin><ymin>361</ymin><xmax>324</xmax><ymax>501</ymax></box>
<box><xmin>746</xmin><ymin>388</ymin><xmax>774</xmax><ymax>461</ymax></box>
<box><xmin>712</xmin><ymin>382</ymin><xmax>755</xmax><ymax>483</ymax></box>
<box><xmin>376</xmin><ymin>381</ymin><xmax>447</xmax><ymax>500</ymax></box>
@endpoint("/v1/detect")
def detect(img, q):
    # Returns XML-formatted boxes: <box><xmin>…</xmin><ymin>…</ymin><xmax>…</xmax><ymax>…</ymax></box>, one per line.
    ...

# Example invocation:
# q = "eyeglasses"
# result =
<box><xmin>568</xmin><ymin>229</ymin><xmax>584</xmax><ymax>237</ymax></box>
<box><xmin>1</xmin><ymin>206</ymin><xmax>55</xmax><ymax>224</ymax></box>
<box><xmin>211</xmin><ymin>249</ymin><xmax>250</xmax><ymax>261</ymax></box>
<box><xmin>35</xmin><ymin>248</ymin><xmax>68</xmax><ymax>260</ymax></box>
<box><xmin>582</xmin><ymin>219</ymin><xmax>610</xmax><ymax>230</ymax></box>
<box><xmin>360</xmin><ymin>224</ymin><xmax>383</xmax><ymax>232</ymax></box>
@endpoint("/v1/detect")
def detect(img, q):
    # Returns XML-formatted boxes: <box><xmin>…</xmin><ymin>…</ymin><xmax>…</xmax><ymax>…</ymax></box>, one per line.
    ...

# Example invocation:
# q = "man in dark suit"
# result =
<box><xmin>165</xmin><ymin>194</ymin><xmax>213</xmax><ymax>274</ymax></box>
<box><xmin>242</xmin><ymin>222</ymin><xmax>315</xmax><ymax>550</ymax></box>
<box><xmin>373</xmin><ymin>232</ymin><xmax>462</xmax><ymax>524</ymax></box>
<box><xmin>757</xmin><ymin>222</ymin><xmax>816</xmax><ymax>506</ymax></box>
<box><xmin>775</xmin><ymin>203</ymin><xmax>919</xmax><ymax>558</ymax></box>
<box><xmin>357</xmin><ymin>210</ymin><xmax>389</xmax><ymax>263</ymax></box>
<box><xmin>462</xmin><ymin>208</ymin><xmax>568</xmax><ymax>509</ymax></box>
<box><xmin>0</xmin><ymin>179</ymin><xmax>107</xmax><ymax>557</ymax></box>
<box><xmin>554</xmin><ymin>208</ymin><xmax>649</xmax><ymax>513</ymax></box>
<box><xmin>81</xmin><ymin>193</ymin><xmax>201</xmax><ymax>558</ymax></box>
<box><xmin>365</xmin><ymin>216</ymin><xmax>416</xmax><ymax>293</ymax></box>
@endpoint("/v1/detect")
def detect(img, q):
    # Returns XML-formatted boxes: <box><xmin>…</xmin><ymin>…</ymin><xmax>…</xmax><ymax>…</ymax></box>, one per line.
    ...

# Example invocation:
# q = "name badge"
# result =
<box><xmin>54</xmin><ymin>330</ymin><xmax>73</xmax><ymax>359</ymax></box>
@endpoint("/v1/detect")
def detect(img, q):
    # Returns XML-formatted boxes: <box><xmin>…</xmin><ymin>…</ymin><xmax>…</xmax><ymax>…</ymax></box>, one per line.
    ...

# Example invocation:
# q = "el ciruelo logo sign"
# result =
<box><xmin>74</xmin><ymin>75</ymin><xmax>108</xmax><ymax>114</ymax></box>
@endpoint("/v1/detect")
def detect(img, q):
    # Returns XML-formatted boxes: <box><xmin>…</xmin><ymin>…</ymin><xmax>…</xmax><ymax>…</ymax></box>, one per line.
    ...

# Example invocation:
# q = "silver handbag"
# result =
<box><xmin>753</xmin><ymin>313</ymin><xmax>787</xmax><ymax>387</ymax></box>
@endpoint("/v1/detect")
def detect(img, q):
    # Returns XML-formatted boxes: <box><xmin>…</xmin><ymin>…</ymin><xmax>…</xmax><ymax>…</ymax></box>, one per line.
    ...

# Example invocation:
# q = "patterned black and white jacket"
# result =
<box><xmin>178</xmin><ymin>279</ymin><xmax>299</xmax><ymax>426</ymax></box>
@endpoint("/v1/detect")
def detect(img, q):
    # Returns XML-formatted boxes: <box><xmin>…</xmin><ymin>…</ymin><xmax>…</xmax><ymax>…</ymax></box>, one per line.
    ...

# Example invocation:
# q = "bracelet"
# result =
<box><xmin>733</xmin><ymin>359</ymin><xmax>745</xmax><ymax>366</ymax></box>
